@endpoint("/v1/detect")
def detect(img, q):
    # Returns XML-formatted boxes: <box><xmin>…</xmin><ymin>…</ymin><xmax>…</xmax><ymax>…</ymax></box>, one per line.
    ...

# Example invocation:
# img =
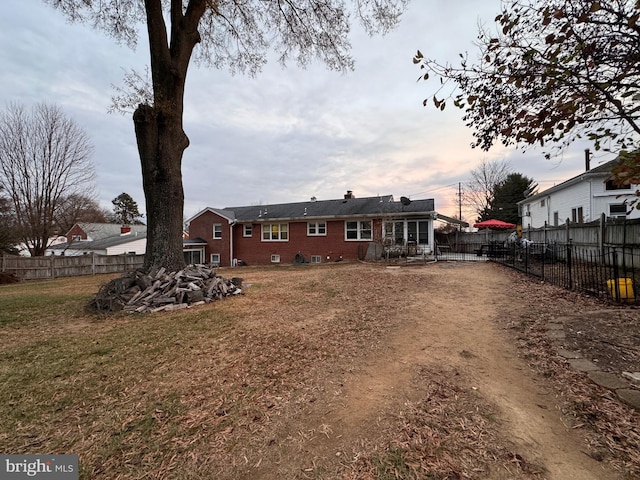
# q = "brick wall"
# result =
<box><xmin>188</xmin><ymin>211</ymin><xmax>379</xmax><ymax>266</ymax></box>
<box><xmin>188</xmin><ymin>210</ymin><xmax>232</xmax><ymax>265</ymax></box>
<box><xmin>66</xmin><ymin>224</ymin><xmax>88</xmax><ymax>243</ymax></box>
<box><xmin>233</xmin><ymin>220</ymin><xmax>374</xmax><ymax>266</ymax></box>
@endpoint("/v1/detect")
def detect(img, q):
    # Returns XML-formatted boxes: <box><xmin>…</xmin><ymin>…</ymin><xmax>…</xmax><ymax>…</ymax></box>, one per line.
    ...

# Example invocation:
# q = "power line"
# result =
<box><xmin>407</xmin><ymin>183</ymin><xmax>459</xmax><ymax>198</ymax></box>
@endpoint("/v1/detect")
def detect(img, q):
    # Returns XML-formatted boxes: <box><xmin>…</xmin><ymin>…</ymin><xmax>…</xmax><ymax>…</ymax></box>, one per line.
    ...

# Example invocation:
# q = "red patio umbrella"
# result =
<box><xmin>473</xmin><ymin>219</ymin><xmax>516</xmax><ymax>230</ymax></box>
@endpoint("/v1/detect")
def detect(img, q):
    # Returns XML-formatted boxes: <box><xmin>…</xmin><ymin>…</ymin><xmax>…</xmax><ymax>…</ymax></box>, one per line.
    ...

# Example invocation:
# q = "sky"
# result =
<box><xmin>0</xmin><ymin>0</ymin><xmax>616</xmax><ymax>225</ymax></box>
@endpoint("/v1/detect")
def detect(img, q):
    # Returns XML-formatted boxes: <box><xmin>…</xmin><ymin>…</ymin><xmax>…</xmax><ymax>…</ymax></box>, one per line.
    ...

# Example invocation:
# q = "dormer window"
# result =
<box><xmin>606</xmin><ymin>180</ymin><xmax>631</xmax><ymax>191</ymax></box>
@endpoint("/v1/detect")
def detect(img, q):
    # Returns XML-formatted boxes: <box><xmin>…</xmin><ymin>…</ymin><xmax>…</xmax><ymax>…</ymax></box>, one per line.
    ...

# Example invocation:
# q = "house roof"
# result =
<box><xmin>71</xmin><ymin>222</ymin><xmax>147</xmax><ymax>240</ymax></box>
<box><xmin>183</xmin><ymin>237</ymin><xmax>208</xmax><ymax>246</ymax></box>
<box><xmin>518</xmin><ymin>159</ymin><xmax>619</xmax><ymax>205</ymax></box>
<box><xmin>187</xmin><ymin>195</ymin><xmax>437</xmax><ymax>224</ymax></box>
<box><xmin>51</xmin><ymin>225</ymin><xmax>147</xmax><ymax>251</ymax></box>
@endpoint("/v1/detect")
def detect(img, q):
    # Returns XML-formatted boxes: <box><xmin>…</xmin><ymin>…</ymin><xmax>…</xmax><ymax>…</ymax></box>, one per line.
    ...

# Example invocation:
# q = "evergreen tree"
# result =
<box><xmin>112</xmin><ymin>193</ymin><xmax>144</xmax><ymax>225</ymax></box>
<box><xmin>480</xmin><ymin>173</ymin><xmax>536</xmax><ymax>225</ymax></box>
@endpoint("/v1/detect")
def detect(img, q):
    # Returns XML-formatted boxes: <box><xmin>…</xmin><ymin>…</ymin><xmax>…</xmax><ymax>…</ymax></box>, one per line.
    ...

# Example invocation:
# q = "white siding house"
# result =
<box><xmin>47</xmin><ymin>223</ymin><xmax>147</xmax><ymax>256</ymax></box>
<box><xmin>518</xmin><ymin>159</ymin><xmax>640</xmax><ymax>228</ymax></box>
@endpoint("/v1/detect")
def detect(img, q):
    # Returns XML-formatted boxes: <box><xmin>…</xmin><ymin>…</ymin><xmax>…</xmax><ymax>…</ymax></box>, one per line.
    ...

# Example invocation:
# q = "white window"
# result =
<box><xmin>262</xmin><ymin>224</ymin><xmax>288</xmax><ymax>241</ymax></box>
<box><xmin>271</xmin><ymin>254</ymin><xmax>281</xmax><ymax>263</ymax></box>
<box><xmin>213</xmin><ymin>224</ymin><xmax>222</xmax><ymax>239</ymax></box>
<box><xmin>345</xmin><ymin>220</ymin><xmax>372</xmax><ymax>240</ymax></box>
<box><xmin>383</xmin><ymin>221</ymin><xmax>405</xmax><ymax>245</ymax></box>
<box><xmin>210</xmin><ymin>253</ymin><xmax>221</xmax><ymax>266</ymax></box>
<box><xmin>307</xmin><ymin>221</ymin><xmax>326</xmax><ymax>236</ymax></box>
<box><xmin>243</xmin><ymin>224</ymin><xmax>252</xmax><ymax>237</ymax></box>
<box><xmin>571</xmin><ymin>207</ymin><xmax>584</xmax><ymax>223</ymax></box>
<box><xmin>407</xmin><ymin>220</ymin><xmax>429</xmax><ymax>244</ymax></box>
<box><xmin>606</xmin><ymin>180</ymin><xmax>631</xmax><ymax>191</ymax></box>
<box><xmin>183</xmin><ymin>249</ymin><xmax>202</xmax><ymax>265</ymax></box>
<box><xmin>311</xmin><ymin>255</ymin><xmax>322</xmax><ymax>264</ymax></box>
<box><xmin>609</xmin><ymin>204</ymin><xmax>628</xmax><ymax>218</ymax></box>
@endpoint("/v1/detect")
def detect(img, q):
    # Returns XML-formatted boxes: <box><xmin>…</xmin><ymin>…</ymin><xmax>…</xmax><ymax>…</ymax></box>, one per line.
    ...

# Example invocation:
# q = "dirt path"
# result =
<box><xmin>380</xmin><ymin>262</ymin><xmax>615</xmax><ymax>480</ymax></box>
<box><xmin>249</xmin><ymin>262</ymin><xmax>623</xmax><ymax>479</ymax></box>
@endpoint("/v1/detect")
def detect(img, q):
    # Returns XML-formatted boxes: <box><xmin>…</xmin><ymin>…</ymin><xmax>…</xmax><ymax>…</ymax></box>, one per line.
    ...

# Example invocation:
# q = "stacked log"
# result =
<box><xmin>90</xmin><ymin>265</ymin><xmax>242</xmax><ymax>313</ymax></box>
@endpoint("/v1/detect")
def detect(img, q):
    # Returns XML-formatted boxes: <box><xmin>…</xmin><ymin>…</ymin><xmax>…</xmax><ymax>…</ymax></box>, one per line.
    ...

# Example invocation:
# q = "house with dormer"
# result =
<box><xmin>518</xmin><ymin>159</ymin><xmax>640</xmax><ymax>228</ymax></box>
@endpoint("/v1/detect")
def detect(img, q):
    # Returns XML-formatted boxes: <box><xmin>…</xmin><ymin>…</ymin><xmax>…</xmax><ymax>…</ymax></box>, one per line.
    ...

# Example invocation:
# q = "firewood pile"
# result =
<box><xmin>90</xmin><ymin>265</ymin><xmax>243</xmax><ymax>313</ymax></box>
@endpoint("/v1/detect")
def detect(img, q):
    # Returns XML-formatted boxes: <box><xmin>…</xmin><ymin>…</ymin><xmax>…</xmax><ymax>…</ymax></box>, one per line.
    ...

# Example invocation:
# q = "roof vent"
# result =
<box><xmin>310</xmin><ymin>196</ymin><xmax>317</xmax><ymax>202</ymax></box>
<box><xmin>344</xmin><ymin>190</ymin><xmax>354</xmax><ymax>199</ymax></box>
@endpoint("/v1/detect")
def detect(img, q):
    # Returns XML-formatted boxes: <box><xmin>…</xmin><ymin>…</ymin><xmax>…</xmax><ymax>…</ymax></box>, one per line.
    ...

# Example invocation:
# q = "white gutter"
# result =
<box><xmin>229</xmin><ymin>219</ymin><xmax>236</xmax><ymax>267</ymax></box>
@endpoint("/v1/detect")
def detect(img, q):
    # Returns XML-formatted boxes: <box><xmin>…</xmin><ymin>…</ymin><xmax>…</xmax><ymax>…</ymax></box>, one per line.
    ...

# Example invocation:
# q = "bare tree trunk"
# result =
<box><xmin>133</xmin><ymin>0</ymin><xmax>207</xmax><ymax>273</ymax></box>
<box><xmin>134</xmin><ymin>104</ymin><xmax>188</xmax><ymax>273</ymax></box>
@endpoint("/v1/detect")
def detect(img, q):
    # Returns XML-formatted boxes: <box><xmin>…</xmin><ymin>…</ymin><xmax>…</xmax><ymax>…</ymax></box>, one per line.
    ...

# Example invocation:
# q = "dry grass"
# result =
<box><xmin>0</xmin><ymin>263</ymin><xmax>638</xmax><ymax>479</ymax></box>
<box><xmin>496</xmin><ymin>270</ymin><xmax>640</xmax><ymax>479</ymax></box>
<box><xmin>344</xmin><ymin>366</ymin><xmax>545</xmax><ymax>480</ymax></box>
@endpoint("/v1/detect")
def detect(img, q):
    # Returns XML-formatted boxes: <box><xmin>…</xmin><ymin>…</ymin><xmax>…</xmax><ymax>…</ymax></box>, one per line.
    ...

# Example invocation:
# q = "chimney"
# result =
<box><xmin>121</xmin><ymin>225</ymin><xmax>131</xmax><ymax>235</ymax></box>
<box><xmin>344</xmin><ymin>190</ymin><xmax>354</xmax><ymax>199</ymax></box>
<box><xmin>585</xmin><ymin>149</ymin><xmax>591</xmax><ymax>171</ymax></box>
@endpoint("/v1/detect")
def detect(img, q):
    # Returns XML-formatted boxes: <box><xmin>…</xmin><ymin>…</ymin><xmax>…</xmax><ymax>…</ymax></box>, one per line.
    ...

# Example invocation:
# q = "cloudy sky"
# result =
<box><xmin>0</xmin><ymin>0</ymin><xmax>614</xmax><ymax>224</ymax></box>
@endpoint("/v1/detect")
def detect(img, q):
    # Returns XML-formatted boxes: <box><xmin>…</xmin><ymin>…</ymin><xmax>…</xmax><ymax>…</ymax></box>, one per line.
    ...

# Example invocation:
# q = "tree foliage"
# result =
<box><xmin>480</xmin><ymin>173</ymin><xmax>537</xmax><ymax>224</ymax></box>
<box><xmin>0</xmin><ymin>103</ymin><xmax>95</xmax><ymax>256</ymax></box>
<box><xmin>414</xmin><ymin>0</ymin><xmax>640</xmax><ymax>187</ymax></box>
<box><xmin>112</xmin><ymin>192</ymin><xmax>144</xmax><ymax>225</ymax></box>
<box><xmin>47</xmin><ymin>0</ymin><xmax>409</xmax><ymax>272</ymax></box>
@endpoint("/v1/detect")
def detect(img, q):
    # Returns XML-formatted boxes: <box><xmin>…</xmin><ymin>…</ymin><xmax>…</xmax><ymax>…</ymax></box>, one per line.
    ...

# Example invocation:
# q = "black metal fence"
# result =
<box><xmin>434</xmin><ymin>239</ymin><xmax>638</xmax><ymax>304</ymax></box>
<box><xmin>493</xmin><ymin>242</ymin><xmax>638</xmax><ymax>303</ymax></box>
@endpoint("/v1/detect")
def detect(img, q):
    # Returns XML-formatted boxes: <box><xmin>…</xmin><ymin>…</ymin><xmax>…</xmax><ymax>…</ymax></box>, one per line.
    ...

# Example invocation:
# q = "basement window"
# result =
<box><xmin>271</xmin><ymin>254</ymin><xmax>281</xmax><ymax>263</ymax></box>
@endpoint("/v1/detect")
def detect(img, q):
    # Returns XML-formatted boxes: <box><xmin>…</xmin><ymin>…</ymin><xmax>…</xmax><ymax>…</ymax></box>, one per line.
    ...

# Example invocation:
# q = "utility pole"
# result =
<box><xmin>458</xmin><ymin>182</ymin><xmax>463</xmax><ymax>230</ymax></box>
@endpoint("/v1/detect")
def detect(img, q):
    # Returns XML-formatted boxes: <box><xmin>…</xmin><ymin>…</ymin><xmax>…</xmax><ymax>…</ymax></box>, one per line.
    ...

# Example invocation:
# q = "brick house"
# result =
<box><xmin>185</xmin><ymin>193</ymin><xmax>441</xmax><ymax>266</ymax></box>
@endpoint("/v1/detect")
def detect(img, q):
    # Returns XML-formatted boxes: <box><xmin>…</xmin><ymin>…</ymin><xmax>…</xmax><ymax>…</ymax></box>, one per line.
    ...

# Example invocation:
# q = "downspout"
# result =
<box><xmin>229</xmin><ymin>220</ymin><xmax>236</xmax><ymax>267</ymax></box>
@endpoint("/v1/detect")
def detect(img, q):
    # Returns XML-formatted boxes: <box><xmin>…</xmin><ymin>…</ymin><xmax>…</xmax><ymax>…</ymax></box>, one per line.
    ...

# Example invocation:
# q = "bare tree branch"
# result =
<box><xmin>0</xmin><ymin>103</ymin><xmax>95</xmax><ymax>255</ymax></box>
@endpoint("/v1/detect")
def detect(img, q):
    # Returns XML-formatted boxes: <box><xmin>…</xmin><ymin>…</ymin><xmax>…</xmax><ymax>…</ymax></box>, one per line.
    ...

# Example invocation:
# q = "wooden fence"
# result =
<box><xmin>451</xmin><ymin>215</ymin><xmax>640</xmax><ymax>249</ymax></box>
<box><xmin>1</xmin><ymin>253</ymin><xmax>145</xmax><ymax>280</ymax></box>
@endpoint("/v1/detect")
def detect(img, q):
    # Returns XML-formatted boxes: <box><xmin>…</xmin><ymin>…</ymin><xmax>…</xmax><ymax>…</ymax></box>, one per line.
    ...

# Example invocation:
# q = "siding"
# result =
<box><xmin>106</xmin><ymin>238</ymin><xmax>147</xmax><ymax>255</ymax></box>
<box><xmin>521</xmin><ymin>175</ymin><xmax>640</xmax><ymax>228</ymax></box>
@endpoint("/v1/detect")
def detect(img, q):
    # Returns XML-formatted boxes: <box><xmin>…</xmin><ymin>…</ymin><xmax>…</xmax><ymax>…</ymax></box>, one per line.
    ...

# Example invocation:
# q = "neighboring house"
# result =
<box><xmin>16</xmin><ymin>235</ymin><xmax>67</xmax><ymax>257</ymax></box>
<box><xmin>47</xmin><ymin>223</ymin><xmax>147</xmax><ymax>256</ymax></box>
<box><xmin>185</xmin><ymin>192</ymin><xmax>451</xmax><ymax>267</ymax></box>
<box><xmin>518</xmin><ymin>159</ymin><xmax>640</xmax><ymax>229</ymax></box>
